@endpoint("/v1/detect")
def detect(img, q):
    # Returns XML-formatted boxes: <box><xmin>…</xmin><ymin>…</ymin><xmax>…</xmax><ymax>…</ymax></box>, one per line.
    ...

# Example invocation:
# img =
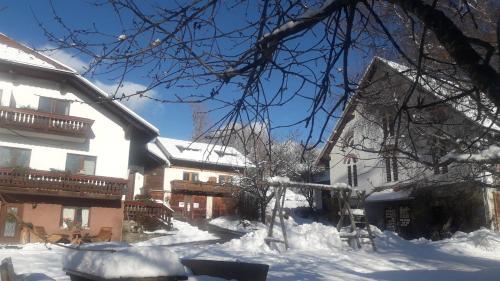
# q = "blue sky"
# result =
<box><xmin>0</xmin><ymin>1</ymin><xmax>368</xmax><ymax>144</ymax></box>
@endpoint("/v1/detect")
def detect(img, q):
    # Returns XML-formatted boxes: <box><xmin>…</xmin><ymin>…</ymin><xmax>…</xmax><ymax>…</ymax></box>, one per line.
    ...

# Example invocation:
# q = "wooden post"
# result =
<box><xmin>267</xmin><ymin>186</ymin><xmax>283</xmax><ymax>240</ymax></box>
<box><xmin>278</xmin><ymin>187</ymin><xmax>288</xmax><ymax>250</ymax></box>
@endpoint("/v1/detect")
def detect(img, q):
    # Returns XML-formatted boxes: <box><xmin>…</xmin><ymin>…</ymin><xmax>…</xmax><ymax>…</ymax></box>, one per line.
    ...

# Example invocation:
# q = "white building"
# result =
<box><xmin>316</xmin><ymin>57</ymin><xmax>500</xmax><ymax>238</ymax></box>
<box><xmin>0</xmin><ymin>33</ymin><xmax>159</xmax><ymax>242</ymax></box>
<box><xmin>131</xmin><ymin>137</ymin><xmax>250</xmax><ymax>219</ymax></box>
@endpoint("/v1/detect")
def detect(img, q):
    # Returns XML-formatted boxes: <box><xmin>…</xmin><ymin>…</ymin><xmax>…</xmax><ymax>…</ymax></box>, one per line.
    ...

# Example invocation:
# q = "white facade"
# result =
<box><xmin>317</xmin><ymin>57</ymin><xmax>500</xmax><ymax>229</ymax></box>
<box><xmin>0</xmin><ymin>72</ymin><xmax>130</xmax><ymax>179</ymax></box>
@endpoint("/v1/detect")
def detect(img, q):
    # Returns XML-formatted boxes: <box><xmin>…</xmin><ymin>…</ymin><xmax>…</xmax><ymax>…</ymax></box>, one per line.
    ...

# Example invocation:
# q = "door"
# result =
<box><xmin>0</xmin><ymin>203</ymin><xmax>23</xmax><ymax>243</ymax></box>
<box><xmin>494</xmin><ymin>192</ymin><xmax>500</xmax><ymax>230</ymax></box>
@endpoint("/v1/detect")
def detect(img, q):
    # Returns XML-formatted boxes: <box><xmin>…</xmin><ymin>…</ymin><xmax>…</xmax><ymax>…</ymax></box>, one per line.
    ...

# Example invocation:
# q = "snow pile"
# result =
<box><xmin>225</xmin><ymin>228</ymin><xmax>272</xmax><ymax>253</ymax></box>
<box><xmin>136</xmin><ymin>219</ymin><xmax>217</xmax><ymax>246</ymax></box>
<box><xmin>225</xmin><ymin>220</ymin><xmax>342</xmax><ymax>252</ymax></box>
<box><xmin>209</xmin><ymin>216</ymin><xmax>266</xmax><ymax>233</ymax></box>
<box><xmin>63</xmin><ymin>246</ymin><xmax>186</xmax><ymax>278</ymax></box>
<box><xmin>435</xmin><ymin>228</ymin><xmax>500</xmax><ymax>258</ymax></box>
<box><xmin>286</xmin><ymin>222</ymin><xmax>342</xmax><ymax>251</ymax></box>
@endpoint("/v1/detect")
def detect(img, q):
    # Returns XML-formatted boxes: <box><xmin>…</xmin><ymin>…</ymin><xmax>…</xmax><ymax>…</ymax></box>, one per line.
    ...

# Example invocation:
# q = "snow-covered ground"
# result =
<box><xmin>136</xmin><ymin>219</ymin><xmax>217</xmax><ymax>246</ymax></box>
<box><xmin>1</xmin><ymin>190</ymin><xmax>500</xmax><ymax>281</ymax></box>
<box><xmin>2</xmin><ymin>221</ymin><xmax>500</xmax><ymax>281</ymax></box>
<box><xmin>209</xmin><ymin>216</ymin><xmax>266</xmax><ymax>234</ymax></box>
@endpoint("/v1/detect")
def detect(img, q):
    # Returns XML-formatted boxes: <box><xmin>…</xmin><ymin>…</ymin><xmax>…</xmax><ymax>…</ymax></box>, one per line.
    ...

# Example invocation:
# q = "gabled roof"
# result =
<box><xmin>154</xmin><ymin>137</ymin><xmax>252</xmax><ymax>169</ymax></box>
<box><xmin>315</xmin><ymin>56</ymin><xmax>500</xmax><ymax>166</ymax></box>
<box><xmin>0</xmin><ymin>33</ymin><xmax>159</xmax><ymax>137</ymax></box>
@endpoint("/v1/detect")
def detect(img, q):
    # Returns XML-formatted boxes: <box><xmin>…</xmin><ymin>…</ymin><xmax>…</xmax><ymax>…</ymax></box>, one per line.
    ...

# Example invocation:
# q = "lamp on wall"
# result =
<box><xmin>31</xmin><ymin>203</ymin><xmax>37</xmax><ymax>209</ymax></box>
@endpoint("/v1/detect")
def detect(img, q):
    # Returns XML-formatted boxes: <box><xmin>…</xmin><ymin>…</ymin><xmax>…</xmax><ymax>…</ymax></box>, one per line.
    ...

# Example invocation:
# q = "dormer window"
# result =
<box><xmin>38</xmin><ymin>96</ymin><xmax>70</xmax><ymax>115</ymax></box>
<box><xmin>215</xmin><ymin>150</ymin><xmax>237</xmax><ymax>157</ymax></box>
<box><xmin>176</xmin><ymin>145</ymin><xmax>200</xmax><ymax>153</ymax></box>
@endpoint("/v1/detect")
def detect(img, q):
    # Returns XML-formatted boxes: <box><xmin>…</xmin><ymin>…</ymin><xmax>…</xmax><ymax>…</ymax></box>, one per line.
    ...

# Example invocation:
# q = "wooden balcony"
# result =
<box><xmin>124</xmin><ymin>200</ymin><xmax>173</xmax><ymax>221</ymax></box>
<box><xmin>170</xmin><ymin>180</ymin><xmax>236</xmax><ymax>196</ymax></box>
<box><xmin>0</xmin><ymin>106</ymin><xmax>94</xmax><ymax>140</ymax></box>
<box><xmin>0</xmin><ymin>168</ymin><xmax>126</xmax><ymax>199</ymax></box>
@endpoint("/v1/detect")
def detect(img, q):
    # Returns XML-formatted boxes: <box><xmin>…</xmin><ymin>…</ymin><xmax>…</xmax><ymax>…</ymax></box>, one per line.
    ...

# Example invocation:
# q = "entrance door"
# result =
<box><xmin>494</xmin><ymin>192</ymin><xmax>500</xmax><ymax>230</ymax></box>
<box><xmin>0</xmin><ymin>204</ymin><xmax>23</xmax><ymax>243</ymax></box>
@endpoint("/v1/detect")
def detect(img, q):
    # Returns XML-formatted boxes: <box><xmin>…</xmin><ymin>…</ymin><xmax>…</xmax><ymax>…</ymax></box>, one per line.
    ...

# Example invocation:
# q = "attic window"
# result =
<box><xmin>176</xmin><ymin>145</ymin><xmax>200</xmax><ymax>153</ymax></box>
<box><xmin>215</xmin><ymin>150</ymin><xmax>236</xmax><ymax>157</ymax></box>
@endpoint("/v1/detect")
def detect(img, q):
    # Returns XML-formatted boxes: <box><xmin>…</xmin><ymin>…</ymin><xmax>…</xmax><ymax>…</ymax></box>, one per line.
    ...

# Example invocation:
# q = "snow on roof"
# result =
<box><xmin>0</xmin><ymin>33</ymin><xmax>72</xmax><ymax>72</ymax></box>
<box><xmin>377</xmin><ymin>57</ymin><xmax>500</xmax><ymax>131</ymax></box>
<box><xmin>155</xmin><ymin>137</ymin><xmax>252</xmax><ymax>168</ymax></box>
<box><xmin>366</xmin><ymin>189</ymin><xmax>413</xmax><ymax>202</ymax></box>
<box><xmin>0</xmin><ymin>33</ymin><xmax>159</xmax><ymax>135</ymax></box>
<box><xmin>77</xmin><ymin>75</ymin><xmax>159</xmax><ymax>134</ymax></box>
<box><xmin>147</xmin><ymin>141</ymin><xmax>170</xmax><ymax>164</ymax></box>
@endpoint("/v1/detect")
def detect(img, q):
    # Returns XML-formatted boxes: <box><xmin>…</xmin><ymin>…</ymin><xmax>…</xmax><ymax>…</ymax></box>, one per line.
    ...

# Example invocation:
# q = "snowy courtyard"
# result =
<box><xmin>1</xmin><ymin>217</ymin><xmax>500</xmax><ymax>281</ymax></box>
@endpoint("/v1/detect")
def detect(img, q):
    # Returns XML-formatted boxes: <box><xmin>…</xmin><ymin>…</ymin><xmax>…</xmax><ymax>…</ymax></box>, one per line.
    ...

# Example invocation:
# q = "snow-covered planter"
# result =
<box><xmin>63</xmin><ymin>245</ymin><xmax>187</xmax><ymax>280</ymax></box>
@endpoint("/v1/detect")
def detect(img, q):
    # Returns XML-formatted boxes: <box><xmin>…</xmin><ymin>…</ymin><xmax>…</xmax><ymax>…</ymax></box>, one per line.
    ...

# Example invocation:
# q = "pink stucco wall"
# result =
<box><xmin>21</xmin><ymin>202</ymin><xmax>123</xmax><ymax>242</ymax></box>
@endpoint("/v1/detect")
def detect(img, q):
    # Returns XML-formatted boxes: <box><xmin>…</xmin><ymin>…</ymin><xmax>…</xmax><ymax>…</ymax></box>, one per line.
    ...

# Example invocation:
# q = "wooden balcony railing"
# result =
<box><xmin>0</xmin><ymin>106</ymin><xmax>94</xmax><ymax>138</ymax></box>
<box><xmin>0</xmin><ymin>168</ymin><xmax>126</xmax><ymax>199</ymax></box>
<box><xmin>171</xmin><ymin>180</ymin><xmax>236</xmax><ymax>196</ymax></box>
<box><xmin>124</xmin><ymin>200</ymin><xmax>173</xmax><ymax>221</ymax></box>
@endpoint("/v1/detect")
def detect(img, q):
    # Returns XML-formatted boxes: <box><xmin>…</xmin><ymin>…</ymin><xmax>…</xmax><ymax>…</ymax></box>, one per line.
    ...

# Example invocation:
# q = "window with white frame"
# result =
<box><xmin>218</xmin><ymin>175</ymin><xmax>233</xmax><ymax>184</ymax></box>
<box><xmin>183</xmin><ymin>172</ymin><xmax>199</xmax><ymax>182</ymax></box>
<box><xmin>382</xmin><ymin>113</ymin><xmax>395</xmax><ymax>138</ymax></box>
<box><xmin>66</xmin><ymin>154</ymin><xmax>96</xmax><ymax>175</ymax></box>
<box><xmin>344</xmin><ymin>155</ymin><xmax>358</xmax><ymax>187</ymax></box>
<box><xmin>385</xmin><ymin>156</ymin><xmax>399</xmax><ymax>182</ymax></box>
<box><xmin>38</xmin><ymin>96</ymin><xmax>70</xmax><ymax>115</ymax></box>
<box><xmin>61</xmin><ymin>207</ymin><xmax>90</xmax><ymax>229</ymax></box>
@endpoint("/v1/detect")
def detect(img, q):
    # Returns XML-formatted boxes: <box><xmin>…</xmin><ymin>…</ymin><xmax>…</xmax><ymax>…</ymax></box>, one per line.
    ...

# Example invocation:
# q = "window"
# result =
<box><xmin>65</xmin><ymin>154</ymin><xmax>96</xmax><ymax>175</ymax></box>
<box><xmin>38</xmin><ymin>96</ymin><xmax>70</xmax><ymax>115</ymax></box>
<box><xmin>219</xmin><ymin>175</ymin><xmax>233</xmax><ymax>184</ymax></box>
<box><xmin>176</xmin><ymin>145</ymin><xmax>200</xmax><ymax>153</ymax></box>
<box><xmin>344</xmin><ymin>155</ymin><xmax>358</xmax><ymax>187</ymax></box>
<box><xmin>431</xmin><ymin>137</ymin><xmax>448</xmax><ymax>175</ymax></box>
<box><xmin>183</xmin><ymin>172</ymin><xmax>199</xmax><ymax>182</ymax></box>
<box><xmin>61</xmin><ymin>207</ymin><xmax>90</xmax><ymax>229</ymax></box>
<box><xmin>385</xmin><ymin>156</ymin><xmax>398</xmax><ymax>182</ymax></box>
<box><xmin>2</xmin><ymin>207</ymin><xmax>19</xmax><ymax>237</ymax></box>
<box><xmin>0</xmin><ymin>146</ymin><xmax>30</xmax><ymax>168</ymax></box>
<box><xmin>215</xmin><ymin>150</ymin><xmax>236</xmax><ymax>157</ymax></box>
<box><xmin>382</xmin><ymin>114</ymin><xmax>395</xmax><ymax>138</ymax></box>
<box><xmin>9</xmin><ymin>93</ymin><xmax>16</xmax><ymax>108</ymax></box>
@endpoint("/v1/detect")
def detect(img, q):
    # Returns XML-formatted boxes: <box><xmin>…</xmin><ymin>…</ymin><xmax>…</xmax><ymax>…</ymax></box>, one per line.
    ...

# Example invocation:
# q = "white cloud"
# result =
<box><xmin>94</xmin><ymin>80</ymin><xmax>157</xmax><ymax>111</ymax></box>
<box><xmin>38</xmin><ymin>44</ymin><xmax>88</xmax><ymax>73</ymax></box>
